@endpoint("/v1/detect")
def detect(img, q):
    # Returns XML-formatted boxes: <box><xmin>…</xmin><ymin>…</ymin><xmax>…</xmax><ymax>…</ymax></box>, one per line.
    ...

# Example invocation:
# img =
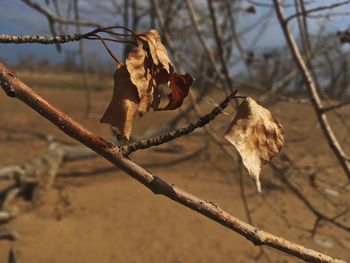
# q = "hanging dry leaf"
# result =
<box><xmin>224</xmin><ymin>97</ymin><xmax>284</xmax><ymax>192</ymax></box>
<box><xmin>101</xmin><ymin>29</ymin><xmax>193</xmax><ymax>141</ymax></box>
<box><xmin>138</xmin><ymin>29</ymin><xmax>171</xmax><ymax>72</ymax></box>
<box><xmin>100</xmin><ymin>65</ymin><xmax>139</xmax><ymax>141</ymax></box>
<box><xmin>157</xmin><ymin>72</ymin><xmax>193</xmax><ymax>111</ymax></box>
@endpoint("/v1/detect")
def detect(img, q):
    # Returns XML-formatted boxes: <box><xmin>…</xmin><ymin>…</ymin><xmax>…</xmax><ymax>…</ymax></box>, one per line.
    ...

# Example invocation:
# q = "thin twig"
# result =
<box><xmin>88</xmin><ymin>34</ymin><xmax>123</xmax><ymax>65</ymax></box>
<box><xmin>73</xmin><ymin>0</ymin><xmax>91</xmax><ymax>116</ymax></box>
<box><xmin>207</xmin><ymin>0</ymin><xmax>234</xmax><ymax>92</ymax></box>
<box><xmin>0</xmin><ymin>26</ymin><xmax>137</xmax><ymax>45</ymax></box>
<box><xmin>0</xmin><ymin>31</ymin><xmax>124</xmax><ymax>66</ymax></box>
<box><xmin>184</xmin><ymin>0</ymin><xmax>225</xmax><ymax>86</ymax></box>
<box><xmin>121</xmin><ymin>90</ymin><xmax>239</xmax><ymax>156</ymax></box>
<box><xmin>321</xmin><ymin>100</ymin><xmax>350</xmax><ymax>113</ymax></box>
<box><xmin>286</xmin><ymin>0</ymin><xmax>350</xmax><ymax>22</ymax></box>
<box><xmin>0</xmin><ymin>33</ymin><xmax>84</xmax><ymax>44</ymax></box>
<box><xmin>21</xmin><ymin>0</ymin><xmax>103</xmax><ymax>27</ymax></box>
<box><xmin>271</xmin><ymin>155</ymin><xmax>350</xmax><ymax>233</ymax></box>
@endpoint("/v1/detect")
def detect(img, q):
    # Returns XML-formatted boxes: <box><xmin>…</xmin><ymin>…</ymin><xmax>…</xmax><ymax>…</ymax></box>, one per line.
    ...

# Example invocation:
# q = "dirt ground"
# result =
<box><xmin>0</xmin><ymin>71</ymin><xmax>349</xmax><ymax>262</ymax></box>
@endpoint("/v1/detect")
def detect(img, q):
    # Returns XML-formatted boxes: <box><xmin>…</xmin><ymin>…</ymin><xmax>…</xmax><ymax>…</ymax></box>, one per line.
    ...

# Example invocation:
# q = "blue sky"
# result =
<box><xmin>0</xmin><ymin>0</ymin><xmax>349</xmax><ymax>65</ymax></box>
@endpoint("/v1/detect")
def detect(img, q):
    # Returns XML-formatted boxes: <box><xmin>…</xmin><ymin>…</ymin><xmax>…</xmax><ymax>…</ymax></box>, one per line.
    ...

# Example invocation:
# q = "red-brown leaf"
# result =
<box><xmin>157</xmin><ymin>72</ymin><xmax>193</xmax><ymax>111</ymax></box>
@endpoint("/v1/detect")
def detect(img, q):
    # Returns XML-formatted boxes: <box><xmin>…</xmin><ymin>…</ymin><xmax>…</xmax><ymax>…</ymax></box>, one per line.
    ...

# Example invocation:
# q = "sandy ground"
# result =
<box><xmin>0</xmin><ymin>71</ymin><xmax>349</xmax><ymax>262</ymax></box>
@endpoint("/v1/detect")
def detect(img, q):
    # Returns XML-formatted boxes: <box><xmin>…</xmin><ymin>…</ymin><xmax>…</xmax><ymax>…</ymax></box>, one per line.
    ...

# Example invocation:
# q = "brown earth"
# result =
<box><xmin>0</xmin><ymin>70</ymin><xmax>349</xmax><ymax>263</ymax></box>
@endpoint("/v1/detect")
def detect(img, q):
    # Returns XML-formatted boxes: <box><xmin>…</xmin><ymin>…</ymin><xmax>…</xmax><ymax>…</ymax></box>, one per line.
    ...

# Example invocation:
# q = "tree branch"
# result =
<box><xmin>121</xmin><ymin>90</ymin><xmax>239</xmax><ymax>156</ymax></box>
<box><xmin>207</xmin><ymin>0</ymin><xmax>234</xmax><ymax>92</ymax></box>
<box><xmin>0</xmin><ymin>62</ymin><xmax>346</xmax><ymax>263</ymax></box>
<box><xmin>184</xmin><ymin>0</ymin><xmax>226</xmax><ymax>87</ymax></box>
<box><xmin>0</xmin><ymin>33</ymin><xmax>84</xmax><ymax>44</ymax></box>
<box><xmin>271</xmin><ymin>154</ymin><xmax>350</xmax><ymax>233</ymax></box>
<box><xmin>21</xmin><ymin>0</ymin><xmax>103</xmax><ymax>27</ymax></box>
<box><xmin>286</xmin><ymin>1</ymin><xmax>350</xmax><ymax>22</ymax></box>
<box><xmin>321</xmin><ymin>100</ymin><xmax>350</xmax><ymax>113</ymax></box>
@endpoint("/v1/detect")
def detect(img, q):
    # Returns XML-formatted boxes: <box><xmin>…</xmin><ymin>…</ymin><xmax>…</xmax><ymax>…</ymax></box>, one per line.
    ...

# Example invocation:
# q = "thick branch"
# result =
<box><xmin>273</xmin><ymin>0</ymin><xmax>350</xmax><ymax>181</ymax></box>
<box><xmin>0</xmin><ymin>62</ymin><xmax>345</xmax><ymax>263</ymax></box>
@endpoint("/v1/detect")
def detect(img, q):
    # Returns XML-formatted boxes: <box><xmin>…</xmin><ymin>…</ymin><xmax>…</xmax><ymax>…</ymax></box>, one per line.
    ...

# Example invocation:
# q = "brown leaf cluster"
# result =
<box><xmin>224</xmin><ymin>97</ymin><xmax>284</xmax><ymax>192</ymax></box>
<box><xmin>101</xmin><ymin>29</ymin><xmax>193</xmax><ymax>141</ymax></box>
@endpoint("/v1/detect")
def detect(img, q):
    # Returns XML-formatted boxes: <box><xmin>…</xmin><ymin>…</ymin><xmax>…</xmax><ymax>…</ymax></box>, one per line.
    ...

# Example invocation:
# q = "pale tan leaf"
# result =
<box><xmin>224</xmin><ymin>97</ymin><xmax>284</xmax><ymax>192</ymax></box>
<box><xmin>138</xmin><ymin>75</ymin><xmax>154</xmax><ymax>114</ymax></box>
<box><xmin>125</xmin><ymin>43</ymin><xmax>147</xmax><ymax>97</ymax></box>
<box><xmin>125</xmin><ymin>44</ymin><xmax>153</xmax><ymax>113</ymax></box>
<box><xmin>100</xmin><ymin>65</ymin><xmax>139</xmax><ymax>141</ymax></box>
<box><xmin>138</xmin><ymin>29</ymin><xmax>171</xmax><ymax>72</ymax></box>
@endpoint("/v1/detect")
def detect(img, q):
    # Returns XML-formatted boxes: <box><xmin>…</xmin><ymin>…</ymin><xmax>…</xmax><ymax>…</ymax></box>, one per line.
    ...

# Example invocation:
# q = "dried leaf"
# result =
<box><xmin>100</xmin><ymin>65</ymin><xmax>139</xmax><ymax>141</ymax></box>
<box><xmin>224</xmin><ymin>97</ymin><xmax>284</xmax><ymax>192</ymax></box>
<box><xmin>101</xmin><ymin>29</ymin><xmax>192</xmax><ymax>140</ymax></box>
<box><xmin>157</xmin><ymin>72</ymin><xmax>193</xmax><ymax>111</ymax></box>
<box><xmin>125</xmin><ymin>43</ymin><xmax>153</xmax><ymax>114</ymax></box>
<box><xmin>125</xmin><ymin>44</ymin><xmax>147</xmax><ymax>94</ymax></box>
<box><xmin>138</xmin><ymin>29</ymin><xmax>171</xmax><ymax>72</ymax></box>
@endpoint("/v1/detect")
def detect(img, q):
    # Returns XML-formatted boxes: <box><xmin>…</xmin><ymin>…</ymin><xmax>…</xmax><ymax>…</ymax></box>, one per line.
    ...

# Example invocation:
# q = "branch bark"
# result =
<box><xmin>0</xmin><ymin>34</ymin><xmax>83</xmax><ymax>44</ymax></box>
<box><xmin>0</xmin><ymin>62</ymin><xmax>346</xmax><ymax>263</ymax></box>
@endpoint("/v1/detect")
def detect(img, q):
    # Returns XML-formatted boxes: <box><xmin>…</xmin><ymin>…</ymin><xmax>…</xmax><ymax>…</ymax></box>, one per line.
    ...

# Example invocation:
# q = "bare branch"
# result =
<box><xmin>73</xmin><ymin>0</ymin><xmax>92</xmax><ymax>115</ymax></box>
<box><xmin>184</xmin><ymin>0</ymin><xmax>225</xmax><ymax>85</ymax></box>
<box><xmin>0</xmin><ymin>33</ymin><xmax>83</xmax><ymax>44</ymax></box>
<box><xmin>121</xmin><ymin>90</ymin><xmax>239</xmax><ymax>156</ymax></box>
<box><xmin>0</xmin><ymin>25</ymin><xmax>137</xmax><ymax>46</ymax></box>
<box><xmin>207</xmin><ymin>0</ymin><xmax>233</xmax><ymax>91</ymax></box>
<box><xmin>286</xmin><ymin>1</ymin><xmax>350</xmax><ymax>22</ymax></box>
<box><xmin>21</xmin><ymin>0</ymin><xmax>103</xmax><ymax>27</ymax></box>
<box><xmin>271</xmin><ymin>154</ymin><xmax>350</xmax><ymax>233</ymax></box>
<box><xmin>321</xmin><ymin>100</ymin><xmax>350</xmax><ymax>113</ymax></box>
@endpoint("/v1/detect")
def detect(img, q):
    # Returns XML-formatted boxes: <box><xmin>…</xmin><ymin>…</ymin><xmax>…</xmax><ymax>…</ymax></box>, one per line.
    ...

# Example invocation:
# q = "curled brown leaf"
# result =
<box><xmin>100</xmin><ymin>65</ymin><xmax>139</xmax><ymax>141</ymax></box>
<box><xmin>101</xmin><ymin>29</ymin><xmax>192</xmax><ymax>141</ymax></box>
